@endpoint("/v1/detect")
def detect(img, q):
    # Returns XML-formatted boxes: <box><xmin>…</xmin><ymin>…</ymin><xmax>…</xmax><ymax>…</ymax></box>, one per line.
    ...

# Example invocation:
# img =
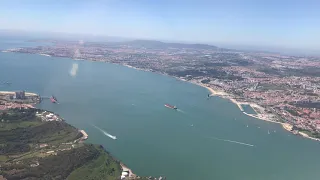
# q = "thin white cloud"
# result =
<box><xmin>69</xmin><ymin>63</ymin><xmax>79</xmax><ymax>77</ymax></box>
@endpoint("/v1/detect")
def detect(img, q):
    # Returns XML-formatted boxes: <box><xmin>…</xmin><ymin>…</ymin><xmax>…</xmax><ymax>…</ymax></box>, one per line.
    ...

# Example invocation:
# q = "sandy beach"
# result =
<box><xmin>196</xmin><ymin>82</ymin><xmax>227</xmax><ymax>96</ymax></box>
<box><xmin>282</xmin><ymin>123</ymin><xmax>293</xmax><ymax>131</ymax></box>
<box><xmin>195</xmin><ymin>82</ymin><xmax>249</xmax><ymax>112</ymax></box>
<box><xmin>197</xmin><ymin>83</ymin><xmax>285</xmax><ymax>125</ymax></box>
<box><xmin>39</xmin><ymin>54</ymin><xmax>51</xmax><ymax>57</ymax></box>
<box><xmin>243</xmin><ymin>112</ymin><xmax>281</xmax><ymax>124</ymax></box>
<box><xmin>298</xmin><ymin>132</ymin><xmax>320</xmax><ymax>141</ymax></box>
<box><xmin>190</xmin><ymin>82</ymin><xmax>320</xmax><ymax>141</ymax></box>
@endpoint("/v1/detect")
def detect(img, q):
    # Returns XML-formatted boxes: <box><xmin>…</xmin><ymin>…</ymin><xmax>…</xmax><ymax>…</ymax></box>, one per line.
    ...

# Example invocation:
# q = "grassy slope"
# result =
<box><xmin>0</xmin><ymin>121</ymin><xmax>43</xmax><ymax>131</ymax></box>
<box><xmin>0</xmin><ymin>108</ymin><xmax>43</xmax><ymax>131</ymax></box>
<box><xmin>67</xmin><ymin>145</ymin><xmax>121</xmax><ymax>180</ymax></box>
<box><xmin>0</xmin><ymin>109</ymin><xmax>123</xmax><ymax>180</ymax></box>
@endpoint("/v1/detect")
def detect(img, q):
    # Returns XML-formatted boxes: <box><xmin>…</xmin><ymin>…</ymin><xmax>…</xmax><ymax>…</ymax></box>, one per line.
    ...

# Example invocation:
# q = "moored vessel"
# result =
<box><xmin>164</xmin><ymin>104</ymin><xmax>177</xmax><ymax>110</ymax></box>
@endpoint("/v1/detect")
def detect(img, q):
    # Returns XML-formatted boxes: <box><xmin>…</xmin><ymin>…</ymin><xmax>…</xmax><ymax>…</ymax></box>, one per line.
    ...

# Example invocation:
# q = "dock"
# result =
<box><xmin>229</xmin><ymin>98</ymin><xmax>245</xmax><ymax>111</ymax></box>
<box><xmin>80</xmin><ymin>130</ymin><xmax>88</xmax><ymax>140</ymax></box>
<box><xmin>120</xmin><ymin>163</ymin><xmax>136</xmax><ymax>179</ymax></box>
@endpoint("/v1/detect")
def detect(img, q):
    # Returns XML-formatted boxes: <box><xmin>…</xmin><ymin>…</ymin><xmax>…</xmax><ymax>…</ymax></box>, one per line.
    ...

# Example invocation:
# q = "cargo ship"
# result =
<box><xmin>164</xmin><ymin>104</ymin><xmax>177</xmax><ymax>110</ymax></box>
<box><xmin>50</xmin><ymin>95</ymin><xmax>58</xmax><ymax>103</ymax></box>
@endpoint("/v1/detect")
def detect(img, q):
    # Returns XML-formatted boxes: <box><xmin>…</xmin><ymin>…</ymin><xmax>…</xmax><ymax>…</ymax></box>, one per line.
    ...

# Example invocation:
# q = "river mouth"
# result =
<box><xmin>1</xmin><ymin>40</ymin><xmax>320</xmax><ymax>179</ymax></box>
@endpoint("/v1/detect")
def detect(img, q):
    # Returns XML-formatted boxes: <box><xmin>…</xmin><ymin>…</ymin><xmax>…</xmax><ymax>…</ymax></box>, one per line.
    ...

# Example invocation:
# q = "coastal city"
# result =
<box><xmin>5</xmin><ymin>39</ymin><xmax>320</xmax><ymax>139</ymax></box>
<box><xmin>2</xmin><ymin>0</ymin><xmax>320</xmax><ymax>179</ymax></box>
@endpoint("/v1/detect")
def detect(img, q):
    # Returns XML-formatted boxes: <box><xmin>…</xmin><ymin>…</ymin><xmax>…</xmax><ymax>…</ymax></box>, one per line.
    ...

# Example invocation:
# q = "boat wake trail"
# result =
<box><xmin>177</xmin><ymin>109</ymin><xmax>185</xmax><ymax>113</ymax></box>
<box><xmin>92</xmin><ymin>124</ymin><xmax>117</xmax><ymax>140</ymax></box>
<box><xmin>207</xmin><ymin>137</ymin><xmax>254</xmax><ymax>147</ymax></box>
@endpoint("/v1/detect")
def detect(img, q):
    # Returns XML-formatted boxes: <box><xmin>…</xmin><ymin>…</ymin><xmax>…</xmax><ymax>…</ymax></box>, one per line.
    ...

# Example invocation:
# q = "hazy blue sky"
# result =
<box><xmin>1</xmin><ymin>0</ymin><xmax>320</xmax><ymax>50</ymax></box>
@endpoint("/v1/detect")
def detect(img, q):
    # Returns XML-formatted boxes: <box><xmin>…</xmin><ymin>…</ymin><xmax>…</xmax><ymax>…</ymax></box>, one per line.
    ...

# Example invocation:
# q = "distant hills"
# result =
<box><xmin>125</xmin><ymin>39</ymin><xmax>218</xmax><ymax>50</ymax></box>
<box><xmin>0</xmin><ymin>29</ymin><xmax>131</xmax><ymax>42</ymax></box>
<box><xmin>0</xmin><ymin>29</ymin><xmax>219</xmax><ymax>50</ymax></box>
<box><xmin>1</xmin><ymin>29</ymin><xmax>318</xmax><ymax>56</ymax></box>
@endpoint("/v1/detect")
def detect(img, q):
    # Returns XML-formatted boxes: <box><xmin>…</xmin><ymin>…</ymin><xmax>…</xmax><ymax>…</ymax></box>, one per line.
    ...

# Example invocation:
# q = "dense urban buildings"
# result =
<box><xmin>15</xmin><ymin>91</ymin><xmax>25</xmax><ymax>99</ymax></box>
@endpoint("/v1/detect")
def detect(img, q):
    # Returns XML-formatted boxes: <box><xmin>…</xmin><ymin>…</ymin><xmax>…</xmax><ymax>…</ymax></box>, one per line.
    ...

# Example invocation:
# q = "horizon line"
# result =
<box><xmin>0</xmin><ymin>28</ymin><xmax>319</xmax><ymax>57</ymax></box>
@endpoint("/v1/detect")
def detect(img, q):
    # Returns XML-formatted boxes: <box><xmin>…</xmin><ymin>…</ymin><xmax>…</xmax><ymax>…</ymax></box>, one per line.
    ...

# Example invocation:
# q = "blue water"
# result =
<box><xmin>1</xmin><ymin>38</ymin><xmax>320</xmax><ymax>180</ymax></box>
<box><xmin>242</xmin><ymin>104</ymin><xmax>257</xmax><ymax>114</ymax></box>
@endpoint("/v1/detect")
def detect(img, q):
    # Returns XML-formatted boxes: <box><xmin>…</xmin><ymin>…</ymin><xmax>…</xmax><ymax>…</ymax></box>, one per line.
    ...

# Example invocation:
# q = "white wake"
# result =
<box><xmin>208</xmin><ymin>137</ymin><xmax>254</xmax><ymax>147</ymax></box>
<box><xmin>177</xmin><ymin>109</ymin><xmax>185</xmax><ymax>113</ymax></box>
<box><xmin>92</xmin><ymin>124</ymin><xmax>117</xmax><ymax>140</ymax></box>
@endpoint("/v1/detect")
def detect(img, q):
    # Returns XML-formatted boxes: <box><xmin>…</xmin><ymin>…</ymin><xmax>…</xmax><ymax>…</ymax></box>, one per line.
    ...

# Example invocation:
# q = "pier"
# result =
<box><xmin>229</xmin><ymin>98</ymin><xmax>245</xmax><ymax>111</ymax></box>
<box><xmin>80</xmin><ymin>130</ymin><xmax>88</xmax><ymax>140</ymax></box>
<box><xmin>237</xmin><ymin>104</ymin><xmax>244</xmax><ymax>111</ymax></box>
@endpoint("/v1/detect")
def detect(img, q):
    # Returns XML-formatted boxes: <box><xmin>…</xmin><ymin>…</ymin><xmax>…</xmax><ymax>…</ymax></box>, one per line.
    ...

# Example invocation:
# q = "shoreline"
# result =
<box><xmin>123</xmin><ymin>64</ymin><xmax>320</xmax><ymax>142</ymax></box>
<box><xmin>5</xmin><ymin>51</ymin><xmax>320</xmax><ymax>142</ymax></box>
<box><xmin>0</xmin><ymin>89</ymin><xmax>140</xmax><ymax>177</ymax></box>
<box><xmin>194</xmin><ymin>82</ymin><xmax>282</xmax><ymax>122</ymax></box>
<box><xmin>120</xmin><ymin>163</ymin><xmax>136</xmax><ymax>178</ymax></box>
<box><xmin>188</xmin><ymin>81</ymin><xmax>320</xmax><ymax>142</ymax></box>
<box><xmin>0</xmin><ymin>90</ymin><xmax>38</xmax><ymax>97</ymax></box>
<box><xmin>39</xmin><ymin>53</ymin><xmax>51</xmax><ymax>57</ymax></box>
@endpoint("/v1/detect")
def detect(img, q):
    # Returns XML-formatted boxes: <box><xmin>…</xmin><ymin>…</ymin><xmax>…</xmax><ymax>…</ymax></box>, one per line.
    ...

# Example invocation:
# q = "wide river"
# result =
<box><xmin>1</xmin><ymin>38</ymin><xmax>320</xmax><ymax>180</ymax></box>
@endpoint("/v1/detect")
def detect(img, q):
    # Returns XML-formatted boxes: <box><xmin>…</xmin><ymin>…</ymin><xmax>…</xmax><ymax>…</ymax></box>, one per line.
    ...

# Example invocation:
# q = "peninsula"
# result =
<box><xmin>0</xmin><ymin>92</ymin><xmax>164</xmax><ymax>180</ymax></box>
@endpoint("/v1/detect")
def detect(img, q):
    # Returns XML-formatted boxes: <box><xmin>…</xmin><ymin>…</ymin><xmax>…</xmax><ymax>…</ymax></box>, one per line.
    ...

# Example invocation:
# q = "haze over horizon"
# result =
<box><xmin>1</xmin><ymin>0</ymin><xmax>320</xmax><ymax>54</ymax></box>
